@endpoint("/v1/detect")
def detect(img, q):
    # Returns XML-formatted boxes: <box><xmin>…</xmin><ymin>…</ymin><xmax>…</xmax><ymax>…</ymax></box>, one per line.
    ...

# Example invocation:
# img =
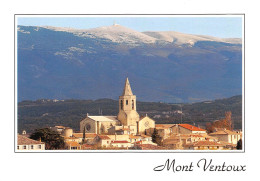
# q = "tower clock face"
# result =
<box><xmin>85</xmin><ymin>124</ymin><xmax>91</xmax><ymax>131</ymax></box>
<box><xmin>145</xmin><ymin>121</ymin><xmax>149</xmax><ymax>127</ymax></box>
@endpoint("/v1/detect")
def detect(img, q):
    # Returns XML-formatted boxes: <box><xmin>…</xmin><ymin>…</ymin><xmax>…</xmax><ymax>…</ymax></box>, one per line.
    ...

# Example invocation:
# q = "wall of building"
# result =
<box><xmin>138</xmin><ymin>117</ymin><xmax>155</xmax><ymax>134</ymax></box>
<box><xmin>229</xmin><ymin>134</ymin><xmax>241</xmax><ymax>144</ymax></box>
<box><xmin>118</xmin><ymin>110</ymin><xmax>139</xmax><ymax>127</ymax></box>
<box><xmin>80</xmin><ymin>118</ymin><xmax>96</xmax><ymax>133</ymax></box>
<box><xmin>98</xmin><ymin>121</ymin><xmax>117</xmax><ymax>134</ymax></box>
<box><xmin>194</xmin><ymin>146</ymin><xmax>224</xmax><ymax>150</ymax></box>
<box><xmin>107</xmin><ymin>134</ymin><xmax>130</xmax><ymax>141</ymax></box>
<box><xmin>210</xmin><ymin>133</ymin><xmax>241</xmax><ymax>145</ymax></box>
<box><xmin>157</xmin><ymin>128</ymin><xmax>173</xmax><ymax>139</ymax></box>
<box><xmin>64</xmin><ymin>138</ymin><xmax>80</xmax><ymax>143</ymax></box>
<box><xmin>111</xmin><ymin>142</ymin><xmax>132</xmax><ymax>148</ymax></box>
<box><xmin>100</xmin><ymin>140</ymin><xmax>111</xmax><ymax>147</ymax></box>
<box><xmin>172</xmin><ymin>126</ymin><xmax>191</xmax><ymax>134</ymax></box>
<box><xmin>17</xmin><ymin>144</ymin><xmax>45</xmax><ymax>150</ymax></box>
<box><xmin>80</xmin><ymin>117</ymin><xmax>118</xmax><ymax>134</ymax></box>
<box><xmin>212</xmin><ymin>134</ymin><xmax>229</xmax><ymax>143</ymax></box>
<box><xmin>191</xmin><ymin>130</ymin><xmax>207</xmax><ymax>134</ymax></box>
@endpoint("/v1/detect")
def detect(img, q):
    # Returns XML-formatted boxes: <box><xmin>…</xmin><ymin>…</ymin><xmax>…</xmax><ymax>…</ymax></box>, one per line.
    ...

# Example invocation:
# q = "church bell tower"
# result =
<box><xmin>117</xmin><ymin>78</ymin><xmax>140</xmax><ymax>126</ymax></box>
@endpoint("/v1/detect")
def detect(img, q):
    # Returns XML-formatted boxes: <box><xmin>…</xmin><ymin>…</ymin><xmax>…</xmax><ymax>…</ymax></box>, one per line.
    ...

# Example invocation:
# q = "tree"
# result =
<box><xmin>152</xmin><ymin>128</ymin><xmax>162</xmax><ymax>146</ymax></box>
<box><xmin>210</xmin><ymin>111</ymin><xmax>233</xmax><ymax>131</ymax></box>
<box><xmin>30</xmin><ymin>128</ymin><xmax>65</xmax><ymax>150</ymax></box>
<box><xmin>206</xmin><ymin>122</ymin><xmax>214</xmax><ymax>133</ymax></box>
<box><xmin>82</xmin><ymin>126</ymin><xmax>86</xmax><ymax>144</ymax></box>
<box><xmin>236</xmin><ymin>139</ymin><xmax>242</xmax><ymax>150</ymax></box>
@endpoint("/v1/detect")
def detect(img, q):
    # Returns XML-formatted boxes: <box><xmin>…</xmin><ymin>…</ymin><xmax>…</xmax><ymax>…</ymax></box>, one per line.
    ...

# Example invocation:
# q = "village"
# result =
<box><xmin>17</xmin><ymin>78</ymin><xmax>242</xmax><ymax>151</ymax></box>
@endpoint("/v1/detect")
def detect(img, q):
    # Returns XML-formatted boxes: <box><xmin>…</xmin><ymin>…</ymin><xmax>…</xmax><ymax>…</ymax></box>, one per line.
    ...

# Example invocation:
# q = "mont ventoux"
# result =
<box><xmin>17</xmin><ymin>24</ymin><xmax>242</xmax><ymax>103</ymax></box>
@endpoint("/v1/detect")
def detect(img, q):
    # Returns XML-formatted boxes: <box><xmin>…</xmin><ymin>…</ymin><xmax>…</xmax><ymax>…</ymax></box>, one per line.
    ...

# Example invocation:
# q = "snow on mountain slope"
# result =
<box><xmin>43</xmin><ymin>25</ymin><xmax>157</xmax><ymax>45</ymax></box>
<box><xmin>81</xmin><ymin>25</ymin><xmax>157</xmax><ymax>44</ymax></box>
<box><xmin>41</xmin><ymin>25</ymin><xmax>241</xmax><ymax>46</ymax></box>
<box><xmin>143</xmin><ymin>31</ymin><xmax>241</xmax><ymax>45</ymax></box>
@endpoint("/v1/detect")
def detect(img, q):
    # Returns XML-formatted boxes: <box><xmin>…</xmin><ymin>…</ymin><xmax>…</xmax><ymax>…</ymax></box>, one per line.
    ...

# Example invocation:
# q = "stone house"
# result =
<box><xmin>209</xmin><ymin>129</ymin><xmax>241</xmax><ymax>145</ymax></box>
<box><xmin>17</xmin><ymin>135</ymin><xmax>45</xmax><ymax>150</ymax></box>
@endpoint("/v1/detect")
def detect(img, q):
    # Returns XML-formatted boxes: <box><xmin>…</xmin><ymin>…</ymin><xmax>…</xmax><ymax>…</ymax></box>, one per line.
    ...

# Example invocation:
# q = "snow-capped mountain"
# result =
<box><xmin>37</xmin><ymin>24</ymin><xmax>241</xmax><ymax>46</ymax></box>
<box><xmin>143</xmin><ymin>31</ymin><xmax>241</xmax><ymax>45</ymax></box>
<box><xmin>17</xmin><ymin>25</ymin><xmax>242</xmax><ymax>103</ymax></box>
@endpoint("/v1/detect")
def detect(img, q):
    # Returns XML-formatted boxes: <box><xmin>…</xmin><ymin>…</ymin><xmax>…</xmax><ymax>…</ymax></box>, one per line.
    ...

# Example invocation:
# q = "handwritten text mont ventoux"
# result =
<box><xmin>154</xmin><ymin>159</ymin><xmax>246</xmax><ymax>172</ymax></box>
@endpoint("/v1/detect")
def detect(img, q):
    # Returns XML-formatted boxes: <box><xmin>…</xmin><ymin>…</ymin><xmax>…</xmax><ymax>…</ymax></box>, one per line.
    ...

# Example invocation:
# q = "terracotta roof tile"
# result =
<box><xmin>111</xmin><ymin>140</ymin><xmax>129</xmax><ymax>144</ymax></box>
<box><xmin>135</xmin><ymin>140</ymin><xmax>143</xmax><ymax>144</ymax></box>
<box><xmin>97</xmin><ymin>135</ymin><xmax>111</xmax><ymax>140</ymax></box>
<box><xmin>164</xmin><ymin>134</ymin><xmax>206</xmax><ymax>143</ymax></box>
<box><xmin>82</xmin><ymin>144</ymin><xmax>94</xmax><ymax>149</ymax></box>
<box><xmin>136</xmin><ymin>144</ymin><xmax>165</xmax><ymax>150</ymax></box>
<box><xmin>163</xmin><ymin>140</ymin><xmax>180</xmax><ymax>145</ymax></box>
<box><xmin>190</xmin><ymin>134</ymin><xmax>204</xmax><ymax>137</ymax></box>
<box><xmin>66</xmin><ymin>141</ymin><xmax>80</xmax><ymax>147</ymax></box>
<box><xmin>178</xmin><ymin>124</ymin><xmax>206</xmax><ymax>131</ymax></box>
<box><xmin>209</xmin><ymin>130</ymin><xmax>240</xmax><ymax>135</ymax></box>
<box><xmin>17</xmin><ymin>135</ymin><xmax>44</xmax><ymax>145</ymax></box>
<box><xmin>73</xmin><ymin>133</ymin><xmax>97</xmax><ymax>138</ymax></box>
<box><xmin>218</xmin><ymin>141</ymin><xmax>236</xmax><ymax>146</ymax></box>
<box><xmin>129</xmin><ymin>135</ymin><xmax>141</xmax><ymax>139</ymax></box>
<box><xmin>155</xmin><ymin>124</ymin><xmax>175</xmax><ymax>129</ymax></box>
<box><xmin>190</xmin><ymin>141</ymin><xmax>223</xmax><ymax>147</ymax></box>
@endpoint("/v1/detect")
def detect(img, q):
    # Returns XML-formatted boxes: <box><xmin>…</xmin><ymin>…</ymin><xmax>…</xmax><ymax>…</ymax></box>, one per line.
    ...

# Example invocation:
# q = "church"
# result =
<box><xmin>80</xmin><ymin>78</ymin><xmax>155</xmax><ymax>135</ymax></box>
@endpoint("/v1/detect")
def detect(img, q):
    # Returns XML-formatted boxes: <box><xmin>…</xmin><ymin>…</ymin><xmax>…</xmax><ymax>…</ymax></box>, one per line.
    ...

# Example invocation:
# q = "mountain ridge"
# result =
<box><xmin>18</xmin><ymin>25</ymin><xmax>242</xmax><ymax>46</ymax></box>
<box><xmin>17</xmin><ymin>25</ymin><xmax>242</xmax><ymax>103</ymax></box>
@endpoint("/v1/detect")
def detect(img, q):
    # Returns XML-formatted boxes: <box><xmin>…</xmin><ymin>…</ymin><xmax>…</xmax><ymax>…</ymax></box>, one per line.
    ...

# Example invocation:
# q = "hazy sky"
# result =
<box><xmin>17</xmin><ymin>16</ymin><xmax>243</xmax><ymax>38</ymax></box>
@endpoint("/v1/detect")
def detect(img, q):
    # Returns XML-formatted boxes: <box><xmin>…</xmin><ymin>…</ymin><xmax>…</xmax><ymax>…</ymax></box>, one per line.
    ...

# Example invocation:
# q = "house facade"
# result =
<box><xmin>17</xmin><ymin>135</ymin><xmax>45</xmax><ymax>150</ymax></box>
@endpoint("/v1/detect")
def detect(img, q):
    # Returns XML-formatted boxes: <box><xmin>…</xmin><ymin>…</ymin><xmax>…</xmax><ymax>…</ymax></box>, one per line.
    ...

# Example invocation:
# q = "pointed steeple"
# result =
<box><xmin>118</xmin><ymin>77</ymin><xmax>139</xmax><ymax>126</ymax></box>
<box><xmin>122</xmin><ymin>77</ymin><xmax>133</xmax><ymax>96</ymax></box>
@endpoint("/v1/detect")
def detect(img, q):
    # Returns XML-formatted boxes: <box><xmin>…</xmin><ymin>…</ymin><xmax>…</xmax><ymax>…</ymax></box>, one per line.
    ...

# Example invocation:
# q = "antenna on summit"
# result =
<box><xmin>113</xmin><ymin>21</ymin><xmax>119</xmax><ymax>26</ymax></box>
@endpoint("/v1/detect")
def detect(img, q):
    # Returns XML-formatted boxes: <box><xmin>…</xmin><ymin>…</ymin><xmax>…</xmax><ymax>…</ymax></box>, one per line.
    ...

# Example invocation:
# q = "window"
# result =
<box><xmin>17</xmin><ymin>146</ymin><xmax>19</xmax><ymax>150</ymax></box>
<box><xmin>86</xmin><ymin>124</ymin><xmax>91</xmax><ymax>131</ymax></box>
<box><xmin>38</xmin><ymin>145</ymin><xmax>42</xmax><ymax>149</ymax></box>
<box><xmin>132</xmin><ymin>100</ymin><xmax>134</xmax><ymax>110</ymax></box>
<box><xmin>120</xmin><ymin>100</ymin><xmax>123</xmax><ymax>110</ymax></box>
<box><xmin>23</xmin><ymin>145</ymin><xmax>26</xmax><ymax>149</ymax></box>
<box><xmin>126</xmin><ymin>100</ymin><xmax>128</xmax><ymax>105</ymax></box>
<box><xmin>31</xmin><ymin>145</ymin><xmax>34</xmax><ymax>149</ymax></box>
